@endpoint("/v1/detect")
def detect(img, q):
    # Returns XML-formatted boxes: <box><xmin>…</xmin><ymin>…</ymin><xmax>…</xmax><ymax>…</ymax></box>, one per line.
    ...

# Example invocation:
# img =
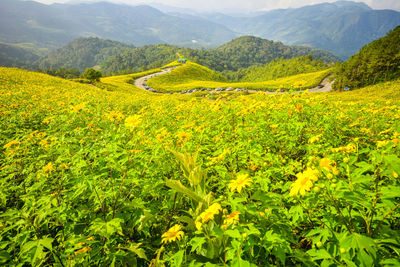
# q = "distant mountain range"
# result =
<box><xmin>0</xmin><ymin>0</ymin><xmax>399</xmax><ymax>61</ymax></box>
<box><xmin>0</xmin><ymin>0</ymin><xmax>236</xmax><ymax>49</ymax></box>
<box><xmin>204</xmin><ymin>1</ymin><xmax>400</xmax><ymax>59</ymax></box>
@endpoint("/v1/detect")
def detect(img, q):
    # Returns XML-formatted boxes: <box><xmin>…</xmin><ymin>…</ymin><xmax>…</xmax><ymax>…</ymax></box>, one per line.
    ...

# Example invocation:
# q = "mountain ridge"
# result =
<box><xmin>37</xmin><ymin>35</ymin><xmax>338</xmax><ymax>73</ymax></box>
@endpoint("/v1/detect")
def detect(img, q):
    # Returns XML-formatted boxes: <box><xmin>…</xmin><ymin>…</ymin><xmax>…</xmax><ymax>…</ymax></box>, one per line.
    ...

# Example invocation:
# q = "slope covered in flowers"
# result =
<box><xmin>1</xmin><ymin>66</ymin><xmax>400</xmax><ymax>266</ymax></box>
<box><xmin>147</xmin><ymin>61</ymin><xmax>331</xmax><ymax>92</ymax></box>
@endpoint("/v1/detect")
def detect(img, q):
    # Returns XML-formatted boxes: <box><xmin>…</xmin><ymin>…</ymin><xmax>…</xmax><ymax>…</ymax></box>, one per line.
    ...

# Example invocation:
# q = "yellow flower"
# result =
<box><xmin>332</xmin><ymin>143</ymin><xmax>356</xmax><ymax>153</ymax></box>
<box><xmin>74</xmin><ymin>247</ymin><xmax>90</xmax><ymax>256</ymax></box>
<box><xmin>42</xmin><ymin>116</ymin><xmax>54</xmax><ymax>124</ymax></box>
<box><xmin>199</xmin><ymin>203</ymin><xmax>222</xmax><ymax>223</ymax></box>
<box><xmin>71</xmin><ymin>103</ymin><xmax>86</xmax><ymax>113</ymax></box>
<box><xmin>176</xmin><ymin>131</ymin><xmax>192</xmax><ymax>145</ymax></box>
<box><xmin>42</xmin><ymin>162</ymin><xmax>54</xmax><ymax>177</ymax></box>
<box><xmin>3</xmin><ymin>140</ymin><xmax>19</xmax><ymax>149</ymax></box>
<box><xmin>161</xmin><ymin>225</ymin><xmax>184</xmax><ymax>244</ymax></box>
<box><xmin>125</xmin><ymin>115</ymin><xmax>142</xmax><ymax>128</ymax></box>
<box><xmin>393</xmin><ymin>171</ymin><xmax>399</xmax><ymax>179</ymax></box>
<box><xmin>106</xmin><ymin>111</ymin><xmax>125</xmax><ymax>122</ymax></box>
<box><xmin>308</xmin><ymin>134</ymin><xmax>323</xmax><ymax>144</ymax></box>
<box><xmin>376</xmin><ymin>140</ymin><xmax>389</xmax><ymax>148</ymax></box>
<box><xmin>195</xmin><ymin>221</ymin><xmax>202</xmax><ymax>231</ymax></box>
<box><xmin>319</xmin><ymin>158</ymin><xmax>339</xmax><ymax>175</ymax></box>
<box><xmin>156</xmin><ymin>128</ymin><xmax>169</xmax><ymax>142</ymax></box>
<box><xmin>228</xmin><ymin>174</ymin><xmax>252</xmax><ymax>193</ymax></box>
<box><xmin>295</xmin><ymin>103</ymin><xmax>303</xmax><ymax>112</ymax></box>
<box><xmin>222</xmin><ymin>211</ymin><xmax>241</xmax><ymax>229</ymax></box>
<box><xmin>209</xmin><ymin>148</ymin><xmax>231</xmax><ymax>165</ymax></box>
<box><xmin>59</xmin><ymin>163</ymin><xmax>69</xmax><ymax>170</ymax></box>
<box><xmin>289</xmin><ymin>168</ymin><xmax>319</xmax><ymax>197</ymax></box>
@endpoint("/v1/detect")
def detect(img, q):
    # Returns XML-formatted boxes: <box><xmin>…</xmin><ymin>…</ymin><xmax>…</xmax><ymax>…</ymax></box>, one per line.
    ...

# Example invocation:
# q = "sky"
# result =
<box><xmin>32</xmin><ymin>0</ymin><xmax>400</xmax><ymax>12</ymax></box>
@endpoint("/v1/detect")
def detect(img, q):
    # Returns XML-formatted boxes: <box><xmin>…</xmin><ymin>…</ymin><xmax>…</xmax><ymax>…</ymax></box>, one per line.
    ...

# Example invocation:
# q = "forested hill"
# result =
<box><xmin>0</xmin><ymin>43</ymin><xmax>41</xmax><ymax>68</ymax></box>
<box><xmin>40</xmin><ymin>36</ymin><xmax>338</xmax><ymax>74</ymax></box>
<box><xmin>333</xmin><ymin>26</ymin><xmax>400</xmax><ymax>90</ymax></box>
<box><xmin>39</xmin><ymin>38</ymin><xmax>135</xmax><ymax>72</ymax></box>
<box><xmin>210</xmin><ymin>36</ymin><xmax>337</xmax><ymax>70</ymax></box>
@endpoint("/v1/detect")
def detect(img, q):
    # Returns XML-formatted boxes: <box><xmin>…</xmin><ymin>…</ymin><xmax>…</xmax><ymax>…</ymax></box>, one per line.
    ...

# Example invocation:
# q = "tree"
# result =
<box><xmin>82</xmin><ymin>68</ymin><xmax>102</xmax><ymax>81</ymax></box>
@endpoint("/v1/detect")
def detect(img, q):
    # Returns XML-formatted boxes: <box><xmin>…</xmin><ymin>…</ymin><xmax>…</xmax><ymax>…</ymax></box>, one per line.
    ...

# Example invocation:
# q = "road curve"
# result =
<box><xmin>134</xmin><ymin>68</ymin><xmax>173</xmax><ymax>93</ymax></box>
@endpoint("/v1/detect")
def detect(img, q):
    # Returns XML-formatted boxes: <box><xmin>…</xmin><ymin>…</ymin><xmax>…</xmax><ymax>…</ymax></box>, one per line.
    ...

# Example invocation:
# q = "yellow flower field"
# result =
<box><xmin>0</xmin><ymin>66</ymin><xmax>399</xmax><ymax>266</ymax></box>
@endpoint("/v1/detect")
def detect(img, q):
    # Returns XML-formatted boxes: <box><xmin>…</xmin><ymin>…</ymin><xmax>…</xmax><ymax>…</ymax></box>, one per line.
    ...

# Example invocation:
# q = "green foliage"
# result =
<box><xmin>40</xmin><ymin>67</ymin><xmax>81</xmax><ymax>79</ymax></box>
<box><xmin>39</xmin><ymin>37</ymin><xmax>135</xmax><ymax>72</ymax></box>
<box><xmin>333</xmin><ymin>26</ymin><xmax>400</xmax><ymax>90</ymax></box>
<box><xmin>82</xmin><ymin>68</ymin><xmax>102</xmax><ymax>81</ymax></box>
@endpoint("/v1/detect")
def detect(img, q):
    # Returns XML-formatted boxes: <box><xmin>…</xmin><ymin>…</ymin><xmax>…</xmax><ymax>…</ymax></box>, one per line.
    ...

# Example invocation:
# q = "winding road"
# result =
<box><xmin>134</xmin><ymin>68</ymin><xmax>174</xmax><ymax>93</ymax></box>
<box><xmin>133</xmin><ymin>66</ymin><xmax>333</xmax><ymax>94</ymax></box>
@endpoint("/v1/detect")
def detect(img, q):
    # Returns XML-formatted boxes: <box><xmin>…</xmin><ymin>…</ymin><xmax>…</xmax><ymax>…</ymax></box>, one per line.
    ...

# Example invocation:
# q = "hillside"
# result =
<box><xmin>0</xmin><ymin>42</ymin><xmax>41</xmax><ymax>68</ymax></box>
<box><xmin>0</xmin><ymin>0</ymin><xmax>236</xmax><ymax>49</ymax></box>
<box><xmin>147</xmin><ymin>61</ymin><xmax>332</xmax><ymax>92</ymax></box>
<box><xmin>44</xmin><ymin>36</ymin><xmax>338</xmax><ymax>74</ymax></box>
<box><xmin>206</xmin><ymin>1</ymin><xmax>400</xmax><ymax>59</ymax></box>
<box><xmin>333</xmin><ymin>25</ymin><xmax>400</xmax><ymax>90</ymax></box>
<box><xmin>240</xmin><ymin>55</ymin><xmax>330</xmax><ymax>82</ymax></box>
<box><xmin>39</xmin><ymin>38</ymin><xmax>135</xmax><ymax>72</ymax></box>
<box><xmin>1</xmin><ymin>66</ymin><xmax>400</xmax><ymax>266</ymax></box>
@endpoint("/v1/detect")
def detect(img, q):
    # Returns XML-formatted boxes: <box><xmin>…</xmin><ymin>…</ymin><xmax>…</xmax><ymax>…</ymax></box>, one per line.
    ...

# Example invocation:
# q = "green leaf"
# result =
<box><xmin>90</xmin><ymin>218</ymin><xmax>124</xmax><ymax>238</ymax></box>
<box><xmin>165</xmin><ymin>180</ymin><xmax>204</xmax><ymax>203</ymax></box>
<box><xmin>190</xmin><ymin>237</ymin><xmax>206</xmax><ymax>253</ymax></box>
<box><xmin>340</xmin><ymin>233</ymin><xmax>377</xmax><ymax>265</ymax></box>
<box><xmin>0</xmin><ymin>251</ymin><xmax>11</xmax><ymax>264</ymax></box>
<box><xmin>169</xmin><ymin>250</ymin><xmax>184</xmax><ymax>267</ymax></box>
<box><xmin>225</xmin><ymin>229</ymin><xmax>242</xmax><ymax>239</ymax></box>
<box><xmin>307</xmin><ymin>248</ymin><xmax>332</xmax><ymax>260</ymax></box>
<box><xmin>20</xmin><ymin>237</ymin><xmax>53</xmax><ymax>265</ymax></box>
<box><xmin>127</xmin><ymin>243</ymin><xmax>147</xmax><ymax>260</ymax></box>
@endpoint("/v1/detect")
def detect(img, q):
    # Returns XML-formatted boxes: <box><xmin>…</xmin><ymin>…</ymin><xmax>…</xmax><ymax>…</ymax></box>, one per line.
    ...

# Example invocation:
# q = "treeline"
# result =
<box><xmin>36</xmin><ymin>68</ymin><xmax>81</xmax><ymax>79</ymax></box>
<box><xmin>102</xmin><ymin>36</ymin><xmax>338</xmax><ymax>74</ymax></box>
<box><xmin>39</xmin><ymin>37</ymin><xmax>135</xmax><ymax>72</ymax></box>
<box><xmin>35</xmin><ymin>36</ymin><xmax>338</xmax><ymax>75</ymax></box>
<box><xmin>333</xmin><ymin>26</ymin><xmax>400</xmax><ymax>90</ymax></box>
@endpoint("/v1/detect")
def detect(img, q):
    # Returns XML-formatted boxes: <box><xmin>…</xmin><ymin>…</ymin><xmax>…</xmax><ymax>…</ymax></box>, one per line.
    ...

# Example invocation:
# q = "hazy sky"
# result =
<box><xmin>33</xmin><ymin>0</ymin><xmax>400</xmax><ymax>12</ymax></box>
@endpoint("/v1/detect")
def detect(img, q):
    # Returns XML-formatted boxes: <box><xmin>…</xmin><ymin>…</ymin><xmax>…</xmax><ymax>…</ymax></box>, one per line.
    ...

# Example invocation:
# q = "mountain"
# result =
<box><xmin>204</xmin><ymin>1</ymin><xmax>400</xmax><ymax>59</ymax></box>
<box><xmin>209</xmin><ymin>36</ymin><xmax>337</xmax><ymax>71</ymax></box>
<box><xmin>40</xmin><ymin>36</ymin><xmax>338</xmax><ymax>74</ymax></box>
<box><xmin>0</xmin><ymin>0</ymin><xmax>236</xmax><ymax>49</ymax></box>
<box><xmin>39</xmin><ymin>37</ymin><xmax>135</xmax><ymax>71</ymax></box>
<box><xmin>333</xmin><ymin>26</ymin><xmax>400</xmax><ymax>90</ymax></box>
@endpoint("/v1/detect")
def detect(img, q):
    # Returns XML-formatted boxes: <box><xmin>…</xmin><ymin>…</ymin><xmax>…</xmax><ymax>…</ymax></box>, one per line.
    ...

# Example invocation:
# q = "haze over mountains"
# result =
<box><xmin>0</xmin><ymin>0</ymin><xmax>399</xmax><ymax>62</ymax></box>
